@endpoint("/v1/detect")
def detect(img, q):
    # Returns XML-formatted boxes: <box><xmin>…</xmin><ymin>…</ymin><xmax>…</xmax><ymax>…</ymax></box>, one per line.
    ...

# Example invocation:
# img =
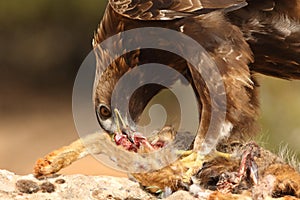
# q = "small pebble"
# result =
<box><xmin>55</xmin><ymin>178</ymin><xmax>66</xmax><ymax>184</ymax></box>
<box><xmin>15</xmin><ymin>179</ymin><xmax>40</xmax><ymax>194</ymax></box>
<box><xmin>40</xmin><ymin>181</ymin><xmax>55</xmax><ymax>193</ymax></box>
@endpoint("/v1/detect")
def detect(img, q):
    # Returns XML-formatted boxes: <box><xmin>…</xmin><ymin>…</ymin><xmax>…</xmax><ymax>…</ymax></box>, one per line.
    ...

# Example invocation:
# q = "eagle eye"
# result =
<box><xmin>97</xmin><ymin>104</ymin><xmax>112</xmax><ymax>120</ymax></box>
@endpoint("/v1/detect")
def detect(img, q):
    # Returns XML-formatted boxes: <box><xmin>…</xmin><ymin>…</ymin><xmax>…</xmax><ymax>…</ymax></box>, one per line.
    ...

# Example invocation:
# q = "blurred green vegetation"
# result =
<box><xmin>0</xmin><ymin>0</ymin><xmax>107</xmax><ymax>89</ymax></box>
<box><xmin>0</xmin><ymin>0</ymin><xmax>298</xmax><ymax>170</ymax></box>
<box><xmin>258</xmin><ymin>76</ymin><xmax>300</xmax><ymax>159</ymax></box>
<box><xmin>0</xmin><ymin>0</ymin><xmax>110</xmax><ymax>175</ymax></box>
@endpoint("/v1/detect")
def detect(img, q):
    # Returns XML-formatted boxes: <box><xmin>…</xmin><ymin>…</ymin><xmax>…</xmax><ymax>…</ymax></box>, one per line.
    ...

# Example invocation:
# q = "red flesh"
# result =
<box><xmin>114</xmin><ymin>132</ymin><xmax>166</xmax><ymax>153</ymax></box>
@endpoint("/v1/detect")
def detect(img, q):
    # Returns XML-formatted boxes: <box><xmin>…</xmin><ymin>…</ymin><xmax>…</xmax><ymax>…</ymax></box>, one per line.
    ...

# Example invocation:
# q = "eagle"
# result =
<box><xmin>34</xmin><ymin>0</ymin><xmax>300</xmax><ymax>197</ymax></box>
<box><xmin>91</xmin><ymin>0</ymin><xmax>300</xmax><ymax>194</ymax></box>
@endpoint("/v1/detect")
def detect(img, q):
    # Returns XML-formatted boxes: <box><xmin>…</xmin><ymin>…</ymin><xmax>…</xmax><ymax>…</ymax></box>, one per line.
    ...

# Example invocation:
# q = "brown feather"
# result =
<box><xmin>109</xmin><ymin>0</ymin><xmax>247</xmax><ymax>20</ymax></box>
<box><xmin>93</xmin><ymin>2</ymin><xmax>259</xmax><ymax>152</ymax></box>
<box><xmin>92</xmin><ymin>0</ymin><xmax>299</xmax><ymax>193</ymax></box>
<box><xmin>228</xmin><ymin>0</ymin><xmax>300</xmax><ymax>79</ymax></box>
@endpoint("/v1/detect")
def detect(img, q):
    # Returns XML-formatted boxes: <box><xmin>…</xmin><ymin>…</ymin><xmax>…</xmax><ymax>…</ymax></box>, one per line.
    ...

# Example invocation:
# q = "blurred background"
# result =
<box><xmin>0</xmin><ymin>0</ymin><xmax>299</xmax><ymax>176</ymax></box>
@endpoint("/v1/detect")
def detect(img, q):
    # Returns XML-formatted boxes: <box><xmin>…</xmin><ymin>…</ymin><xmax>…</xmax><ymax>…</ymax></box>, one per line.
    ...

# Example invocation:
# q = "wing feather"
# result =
<box><xmin>228</xmin><ymin>0</ymin><xmax>300</xmax><ymax>79</ymax></box>
<box><xmin>109</xmin><ymin>0</ymin><xmax>247</xmax><ymax>20</ymax></box>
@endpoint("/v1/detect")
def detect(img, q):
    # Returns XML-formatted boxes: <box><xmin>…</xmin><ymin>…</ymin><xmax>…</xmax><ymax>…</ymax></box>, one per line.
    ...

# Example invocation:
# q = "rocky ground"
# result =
<box><xmin>2</xmin><ymin>169</ymin><xmax>300</xmax><ymax>200</ymax></box>
<box><xmin>0</xmin><ymin>169</ymin><xmax>203</xmax><ymax>200</ymax></box>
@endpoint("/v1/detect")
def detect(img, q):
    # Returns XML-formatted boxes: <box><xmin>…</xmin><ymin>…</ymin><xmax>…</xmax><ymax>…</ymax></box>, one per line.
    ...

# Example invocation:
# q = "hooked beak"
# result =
<box><xmin>114</xmin><ymin>108</ymin><xmax>135</xmax><ymax>143</ymax></box>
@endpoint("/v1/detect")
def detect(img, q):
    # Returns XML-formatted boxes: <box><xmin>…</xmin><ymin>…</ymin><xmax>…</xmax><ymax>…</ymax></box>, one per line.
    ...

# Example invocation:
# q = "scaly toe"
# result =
<box><xmin>179</xmin><ymin>151</ymin><xmax>207</xmax><ymax>183</ymax></box>
<box><xmin>214</xmin><ymin>151</ymin><xmax>232</xmax><ymax>160</ymax></box>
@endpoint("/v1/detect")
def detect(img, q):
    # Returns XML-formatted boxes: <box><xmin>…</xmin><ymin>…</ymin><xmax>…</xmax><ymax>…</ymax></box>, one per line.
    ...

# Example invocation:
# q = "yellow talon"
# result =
<box><xmin>214</xmin><ymin>150</ymin><xmax>232</xmax><ymax>159</ymax></box>
<box><xmin>180</xmin><ymin>151</ymin><xmax>197</xmax><ymax>162</ymax></box>
<box><xmin>176</xmin><ymin>150</ymin><xmax>193</xmax><ymax>157</ymax></box>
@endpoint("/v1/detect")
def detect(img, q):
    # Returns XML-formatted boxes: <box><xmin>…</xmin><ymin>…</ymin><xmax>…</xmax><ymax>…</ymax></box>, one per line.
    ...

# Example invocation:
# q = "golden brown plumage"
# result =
<box><xmin>34</xmin><ymin>0</ymin><xmax>300</xmax><ymax>198</ymax></box>
<box><xmin>91</xmin><ymin>0</ymin><xmax>300</xmax><ymax>196</ymax></box>
<box><xmin>93</xmin><ymin>0</ymin><xmax>259</xmax><ymax>152</ymax></box>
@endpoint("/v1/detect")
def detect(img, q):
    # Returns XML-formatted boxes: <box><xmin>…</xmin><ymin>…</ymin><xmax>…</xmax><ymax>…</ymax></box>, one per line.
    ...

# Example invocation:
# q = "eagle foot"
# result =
<box><xmin>180</xmin><ymin>151</ymin><xmax>204</xmax><ymax>184</ymax></box>
<box><xmin>179</xmin><ymin>150</ymin><xmax>234</xmax><ymax>184</ymax></box>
